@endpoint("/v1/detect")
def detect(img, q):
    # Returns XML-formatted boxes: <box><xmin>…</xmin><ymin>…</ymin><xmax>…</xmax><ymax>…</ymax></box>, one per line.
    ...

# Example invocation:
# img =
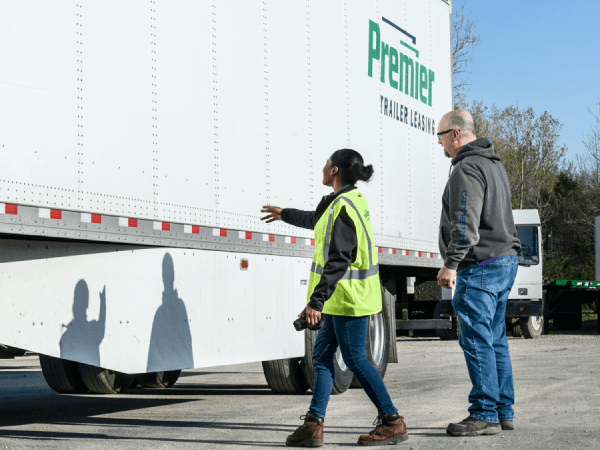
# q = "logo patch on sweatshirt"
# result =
<box><xmin>458</xmin><ymin>190</ymin><xmax>468</xmax><ymax>246</ymax></box>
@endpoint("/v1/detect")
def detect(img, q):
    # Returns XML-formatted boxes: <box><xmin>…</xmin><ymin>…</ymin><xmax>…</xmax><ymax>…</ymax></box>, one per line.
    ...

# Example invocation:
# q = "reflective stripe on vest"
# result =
<box><xmin>311</xmin><ymin>194</ymin><xmax>378</xmax><ymax>279</ymax></box>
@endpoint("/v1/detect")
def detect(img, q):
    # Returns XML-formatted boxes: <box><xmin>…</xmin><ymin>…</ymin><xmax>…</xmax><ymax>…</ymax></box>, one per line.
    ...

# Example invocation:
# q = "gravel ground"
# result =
<box><xmin>0</xmin><ymin>331</ymin><xmax>598</xmax><ymax>449</ymax></box>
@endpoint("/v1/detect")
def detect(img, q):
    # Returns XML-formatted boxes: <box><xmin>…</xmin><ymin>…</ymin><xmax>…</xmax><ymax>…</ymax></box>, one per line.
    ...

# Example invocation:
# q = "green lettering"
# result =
<box><xmin>388</xmin><ymin>47</ymin><xmax>399</xmax><ymax>89</ymax></box>
<box><xmin>428</xmin><ymin>69</ymin><xmax>435</xmax><ymax>106</ymax></box>
<box><xmin>414</xmin><ymin>62</ymin><xmax>419</xmax><ymax>99</ymax></box>
<box><xmin>420</xmin><ymin>64</ymin><xmax>428</xmax><ymax>104</ymax></box>
<box><xmin>368</xmin><ymin>20</ymin><xmax>380</xmax><ymax>78</ymax></box>
<box><xmin>380</xmin><ymin>42</ymin><xmax>389</xmax><ymax>83</ymax></box>
<box><xmin>400</xmin><ymin>53</ymin><xmax>414</xmax><ymax>97</ymax></box>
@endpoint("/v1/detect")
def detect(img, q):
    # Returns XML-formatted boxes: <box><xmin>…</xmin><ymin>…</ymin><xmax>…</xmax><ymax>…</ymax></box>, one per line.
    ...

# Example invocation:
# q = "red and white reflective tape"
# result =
<box><xmin>184</xmin><ymin>224</ymin><xmax>200</xmax><ymax>234</ymax></box>
<box><xmin>285</xmin><ymin>236</ymin><xmax>297</xmax><ymax>244</ymax></box>
<box><xmin>39</xmin><ymin>208</ymin><xmax>62</xmax><ymax>220</ymax></box>
<box><xmin>238</xmin><ymin>231</ymin><xmax>253</xmax><ymax>240</ymax></box>
<box><xmin>388</xmin><ymin>248</ymin><xmax>397</xmax><ymax>255</ymax></box>
<box><xmin>153</xmin><ymin>221</ymin><xmax>170</xmax><ymax>231</ymax></box>
<box><xmin>378</xmin><ymin>247</ymin><xmax>382</xmax><ymax>253</ymax></box>
<box><xmin>0</xmin><ymin>203</ymin><xmax>18</xmax><ymax>215</ymax></box>
<box><xmin>212</xmin><ymin>228</ymin><xmax>227</xmax><ymax>237</ymax></box>
<box><xmin>81</xmin><ymin>213</ymin><xmax>101</xmax><ymax>224</ymax></box>
<box><xmin>305</xmin><ymin>238</ymin><xmax>315</xmax><ymax>246</ymax></box>
<box><xmin>119</xmin><ymin>217</ymin><xmax>138</xmax><ymax>228</ymax></box>
<box><xmin>262</xmin><ymin>234</ymin><xmax>275</xmax><ymax>242</ymax></box>
<box><xmin>427</xmin><ymin>253</ymin><xmax>434</xmax><ymax>259</ymax></box>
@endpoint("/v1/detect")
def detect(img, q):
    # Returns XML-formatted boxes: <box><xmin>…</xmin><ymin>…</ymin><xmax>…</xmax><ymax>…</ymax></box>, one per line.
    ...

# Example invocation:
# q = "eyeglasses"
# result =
<box><xmin>436</xmin><ymin>129</ymin><xmax>455</xmax><ymax>138</ymax></box>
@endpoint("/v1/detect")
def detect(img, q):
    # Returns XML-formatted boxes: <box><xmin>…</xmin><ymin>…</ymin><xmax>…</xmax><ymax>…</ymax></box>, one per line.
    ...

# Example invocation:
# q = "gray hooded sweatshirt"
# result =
<box><xmin>439</xmin><ymin>137</ymin><xmax>521</xmax><ymax>270</ymax></box>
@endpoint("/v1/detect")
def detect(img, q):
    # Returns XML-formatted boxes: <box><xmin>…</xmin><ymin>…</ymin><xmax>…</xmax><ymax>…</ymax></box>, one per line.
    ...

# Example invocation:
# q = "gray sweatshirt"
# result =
<box><xmin>439</xmin><ymin>137</ymin><xmax>521</xmax><ymax>270</ymax></box>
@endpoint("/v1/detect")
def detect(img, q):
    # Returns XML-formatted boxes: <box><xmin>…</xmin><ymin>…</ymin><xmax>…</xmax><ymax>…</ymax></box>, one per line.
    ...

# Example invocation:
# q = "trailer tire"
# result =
<box><xmin>39</xmin><ymin>354</ymin><xmax>88</xmax><ymax>394</ymax></box>
<box><xmin>262</xmin><ymin>358</ymin><xmax>308</xmax><ymax>394</ymax></box>
<box><xmin>511</xmin><ymin>322</ymin><xmax>523</xmax><ymax>338</ymax></box>
<box><xmin>350</xmin><ymin>308</ymin><xmax>391</xmax><ymax>388</ymax></box>
<box><xmin>519</xmin><ymin>316</ymin><xmax>543</xmax><ymax>339</ymax></box>
<box><xmin>136</xmin><ymin>370</ymin><xmax>181</xmax><ymax>388</ymax></box>
<box><xmin>433</xmin><ymin>301</ymin><xmax>458</xmax><ymax>340</ymax></box>
<box><xmin>302</xmin><ymin>328</ymin><xmax>353</xmax><ymax>395</ymax></box>
<box><xmin>78</xmin><ymin>363</ymin><xmax>135</xmax><ymax>394</ymax></box>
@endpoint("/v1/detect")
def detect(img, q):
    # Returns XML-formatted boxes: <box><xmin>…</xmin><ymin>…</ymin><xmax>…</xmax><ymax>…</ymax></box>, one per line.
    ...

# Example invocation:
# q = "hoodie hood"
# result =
<box><xmin>451</xmin><ymin>137</ymin><xmax>500</xmax><ymax>165</ymax></box>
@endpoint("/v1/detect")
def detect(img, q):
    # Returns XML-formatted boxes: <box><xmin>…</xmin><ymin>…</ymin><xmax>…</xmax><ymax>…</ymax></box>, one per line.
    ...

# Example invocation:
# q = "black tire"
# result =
<box><xmin>553</xmin><ymin>302</ymin><xmax>582</xmax><ymax>330</ymax></box>
<box><xmin>383</xmin><ymin>286</ymin><xmax>398</xmax><ymax>364</ymax></box>
<box><xmin>262</xmin><ymin>358</ymin><xmax>308</xmax><ymax>394</ymax></box>
<box><xmin>39</xmin><ymin>354</ymin><xmax>88</xmax><ymax>394</ymax></box>
<box><xmin>136</xmin><ymin>370</ymin><xmax>182</xmax><ymax>388</ymax></box>
<box><xmin>519</xmin><ymin>316</ymin><xmax>543</xmax><ymax>339</ymax></box>
<box><xmin>350</xmin><ymin>309</ymin><xmax>391</xmax><ymax>388</ymax></box>
<box><xmin>78</xmin><ymin>363</ymin><xmax>135</xmax><ymax>394</ymax></box>
<box><xmin>434</xmin><ymin>301</ymin><xmax>458</xmax><ymax>340</ymax></box>
<box><xmin>511</xmin><ymin>322</ymin><xmax>523</xmax><ymax>338</ymax></box>
<box><xmin>302</xmin><ymin>328</ymin><xmax>353</xmax><ymax>395</ymax></box>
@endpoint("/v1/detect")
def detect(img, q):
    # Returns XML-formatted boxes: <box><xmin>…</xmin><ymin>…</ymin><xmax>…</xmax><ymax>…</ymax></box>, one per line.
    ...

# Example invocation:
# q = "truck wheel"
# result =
<box><xmin>39</xmin><ymin>354</ymin><xmax>88</xmax><ymax>394</ymax></box>
<box><xmin>262</xmin><ymin>358</ymin><xmax>308</xmax><ymax>394</ymax></box>
<box><xmin>302</xmin><ymin>328</ymin><xmax>353</xmax><ymax>395</ymax></box>
<box><xmin>433</xmin><ymin>301</ymin><xmax>458</xmax><ymax>340</ymax></box>
<box><xmin>136</xmin><ymin>370</ymin><xmax>182</xmax><ymax>388</ymax></box>
<box><xmin>78</xmin><ymin>363</ymin><xmax>135</xmax><ymax>394</ymax></box>
<box><xmin>350</xmin><ymin>310</ymin><xmax>390</xmax><ymax>388</ymax></box>
<box><xmin>553</xmin><ymin>302</ymin><xmax>582</xmax><ymax>330</ymax></box>
<box><xmin>520</xmin><ymin>316</ymin><xmax>543</xmax><ymax>339</ymax></box>
<box><xmin>382</xmin><ymin>285</ymin><xmax>398</xmax><ymax>364</ymax></box>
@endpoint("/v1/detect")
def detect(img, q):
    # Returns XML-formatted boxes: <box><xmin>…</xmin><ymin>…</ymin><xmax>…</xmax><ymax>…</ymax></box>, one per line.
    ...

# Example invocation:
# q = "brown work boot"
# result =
<box><xmin>357</xmin><ymin>413</ymin><xmax>409</xmax><ymax>446</ymax></box>
<box><xmin>286</xmin><ymin>412</ymin><xmax>324</xmax><ymax>447</ymax></box>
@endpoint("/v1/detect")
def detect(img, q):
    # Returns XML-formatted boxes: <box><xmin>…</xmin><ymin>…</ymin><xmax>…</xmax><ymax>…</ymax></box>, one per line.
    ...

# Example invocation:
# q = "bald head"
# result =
<box><xmin>441</xmin><ymin>110</ymin><xmax>476</xmax><ymax>137</ymax></box>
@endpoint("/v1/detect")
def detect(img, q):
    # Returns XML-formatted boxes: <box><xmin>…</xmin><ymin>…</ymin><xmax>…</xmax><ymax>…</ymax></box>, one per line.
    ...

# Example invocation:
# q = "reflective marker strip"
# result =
<box><xmin>212</xmin><ymin>228</ymin><xmax>227</xmax><ymax>237</ymax></box>
<box><xmin>305</xmin><ymin>238</ymin><xmax>315</xmax><ymax>246</ymax></box>
<box><xmin>81</xmin><ymin>213</ymin><xmax>101</xmax><ymax>223</ymax></box>
<box><xmin>285</xmin><ymin>237</ymin><xmax>297</xmax><ymax>244</ymax></box>
<box><xmin>119</xmin><ymin>217</ymin><xmax>138</xmax><ymax>227</ymax></box>
<box><xmin>388</xmin><ymin>248</ymin><xmax>397</xmax><ymax>255</ymax></box>
<box><xmin>153</xmin><ymin>221</ymin><xmax>170</xmax><ymax>231</ymax></box>
<box><xmin>262</xmin><ymin>234</ymin><xmax>275</xmax><ymax>242</ymax></box>
<box><xmin>416</xmin><ymin>251</ymin><xmax>422</xmax><ymax>257</ymax></box>
<box><xmin>238</xmin><ymin>231</ymin><xmax>252</xmax><ymax>239</ymax></box>
<box><xmin>429</xmin><ymin>253</ymin><xmax>434</xmax><ymax>258</ymax></box>
<box><xmin>40</xmin><ymin>208</ymin><xmax>62</xmax><ymax>219</ymax></box>
<box><xmin>0</xmin><ymin>203</ymin><xmax>18</xmax><ymax>215</ymax></box>
<box><xmin>378</xmin><ymin>247</ymin><xmax>382</xmax><ymax>253</ymax></box>
<box><xmin>184</xmin><ymin>225</ymin><xmax>200</xmax><ymax>234</ymax></box>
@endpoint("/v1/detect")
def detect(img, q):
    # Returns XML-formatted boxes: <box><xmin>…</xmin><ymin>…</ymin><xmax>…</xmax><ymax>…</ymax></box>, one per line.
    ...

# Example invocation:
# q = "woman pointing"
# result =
<box><xmin>261</xmin><ymin>149</ymin><xmax>408</xmax><ymax>447</ymax></box>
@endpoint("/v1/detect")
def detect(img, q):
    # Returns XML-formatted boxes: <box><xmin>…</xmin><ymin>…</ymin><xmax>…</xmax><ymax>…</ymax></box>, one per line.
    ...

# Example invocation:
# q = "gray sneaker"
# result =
<box><xmin>500</xmin><ymin>420</ymin><xmax>514</xmax><ymax>430</ymax></box>
<box><xmin>446</xmin><ymin>416</ymin><xmax>501</xmax><ymax>437</ymax></box>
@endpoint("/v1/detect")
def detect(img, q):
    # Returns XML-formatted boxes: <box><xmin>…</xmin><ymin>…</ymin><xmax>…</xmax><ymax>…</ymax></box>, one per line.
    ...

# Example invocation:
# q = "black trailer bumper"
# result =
<box><xmin>396</xmin><ymin>317</ymin><xmax>452</xmax><ymax>330</ymax></box>
<box><xmin>505</xmin><ymin>300</ymin><xmax>543</xmax><ymax>317</ymax></box>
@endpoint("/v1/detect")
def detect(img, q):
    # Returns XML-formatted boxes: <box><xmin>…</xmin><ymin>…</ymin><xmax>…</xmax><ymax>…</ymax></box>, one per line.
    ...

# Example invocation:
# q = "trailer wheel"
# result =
<box><xmin>433</xmin><ymin>301</ymin><xmax>458</xmax><ymax>340</ymax></box>
<box><xmin>350</xmin><ymin>309</ymin><xmax>390</xmax><ymax>388</ymax></box>
<box><xmin>78</xmin><ymin>363</ymin><xmax>135</xmax><ymax>394</ymax></box>
<box><xmin>519</xmin><ymin>316</ymin><xmax>543</xmax><ymax>339</ymax></box>
<box><xmin>302</xmin><ymin>328</ymin><xmax>353</xmax><ymax>395</ymax></box>
<box><xmin>262</xmin><ymin>358</ymin><xmax>308</xmax><ymax>394</ymax></box>
<box><xmin>136</xmin><ymin>370</ymin><xmax>181</xmax><ymax>388</ymax></box>
<box><xmin>511</xmin><ymin>322</ymin><xmax>523</xmax><ymax>338</ymax></box>
<box><xmin>39</xmin><ymin>354</ymin><xmax>88</xmax><ymax>394</ymax></box>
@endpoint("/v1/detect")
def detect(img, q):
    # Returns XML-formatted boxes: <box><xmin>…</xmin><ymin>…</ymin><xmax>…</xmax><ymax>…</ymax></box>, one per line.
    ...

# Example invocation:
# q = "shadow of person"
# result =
<box><xmin>147</xmin><ymin>253</ymin><xmax>194</xmax><ymax>372</ymax></box>
<box><xmin>60</xmin><ymin>280</ymin><xmax>106</xmax><ymax>367</ymax></box>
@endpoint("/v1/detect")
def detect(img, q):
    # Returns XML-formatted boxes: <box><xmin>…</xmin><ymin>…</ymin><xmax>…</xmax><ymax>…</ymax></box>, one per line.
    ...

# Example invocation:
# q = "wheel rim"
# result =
<box><xmin>335</xmin><ymin>348</ymin><xmax>348</xmax><ymax>371</ymax></box>
<box><xmin>369</xmin><ymin>313</ymin><xmax>385</xmax><ymax>366</ymax></box>
<box><xmin>531</xmin><ymin>316</ymin><xmax>543</xmax><ymax>331</ymax></box>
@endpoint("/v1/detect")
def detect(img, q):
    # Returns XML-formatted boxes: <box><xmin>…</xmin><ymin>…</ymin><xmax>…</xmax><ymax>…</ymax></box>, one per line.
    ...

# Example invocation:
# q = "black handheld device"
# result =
<box><xmin>293</xmin><ymin>316</ymin><xmax>322</xmax><ymax>331</ymax></box>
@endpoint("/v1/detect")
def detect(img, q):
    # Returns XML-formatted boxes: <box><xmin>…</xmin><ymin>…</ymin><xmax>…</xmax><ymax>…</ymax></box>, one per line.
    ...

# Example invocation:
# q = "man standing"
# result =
<box><xmin>436</xmin><ymin>110</ymin><xmax>521</xmax><ymax>437</ymax></box>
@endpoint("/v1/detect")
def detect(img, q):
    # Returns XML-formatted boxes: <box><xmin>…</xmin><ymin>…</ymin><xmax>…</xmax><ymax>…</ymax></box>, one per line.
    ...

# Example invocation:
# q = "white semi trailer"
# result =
<box><xmin>0</xmin><ymin>0</ymin><xmax>456</xmax><ymax>394</ymax></box>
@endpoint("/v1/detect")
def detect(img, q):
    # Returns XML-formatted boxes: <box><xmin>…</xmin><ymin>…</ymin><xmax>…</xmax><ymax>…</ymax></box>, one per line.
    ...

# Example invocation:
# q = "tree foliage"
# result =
<box><xmin>452</xmin><ymin>2</ymin><xmax>481</xmax><ymax>108</ymax></box>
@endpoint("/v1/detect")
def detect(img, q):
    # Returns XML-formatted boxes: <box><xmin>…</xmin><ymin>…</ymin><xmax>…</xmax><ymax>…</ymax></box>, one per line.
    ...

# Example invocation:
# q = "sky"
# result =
<box><xmin>454</xmin><ymin>0</ymin><xmax>600</xmax><ymax>163</ymax></box>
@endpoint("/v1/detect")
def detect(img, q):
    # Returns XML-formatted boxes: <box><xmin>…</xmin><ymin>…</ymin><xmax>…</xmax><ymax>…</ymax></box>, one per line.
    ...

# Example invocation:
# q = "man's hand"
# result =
<box><xmin>299</xmin><ymin>305</ymin><xmax>322</xmax><ymax>326</ymax></box>
<box><xmin>437</xmin><ymin>266</ymin><xmax>457</xmax><ymax>289</ymax></box>
<box><xmin>260</xmin><ymin>205</ymin><xmax>282</xmax><ymax>223</ymax></box>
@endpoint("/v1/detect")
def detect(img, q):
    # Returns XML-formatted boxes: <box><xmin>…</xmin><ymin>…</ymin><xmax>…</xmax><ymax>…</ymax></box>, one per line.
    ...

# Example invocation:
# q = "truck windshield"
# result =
<box><xmin>516</xmin><ymin>226</ymin><xmax>539</xmax><ymax>266</ymax></box>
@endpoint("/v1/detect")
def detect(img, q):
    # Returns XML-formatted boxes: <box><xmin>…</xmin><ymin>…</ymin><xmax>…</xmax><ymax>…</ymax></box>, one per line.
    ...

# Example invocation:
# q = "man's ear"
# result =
<box><xmin>331</xmin><ymin>166</ymin><xmax>339</xmax><ymax>175</ymax></box>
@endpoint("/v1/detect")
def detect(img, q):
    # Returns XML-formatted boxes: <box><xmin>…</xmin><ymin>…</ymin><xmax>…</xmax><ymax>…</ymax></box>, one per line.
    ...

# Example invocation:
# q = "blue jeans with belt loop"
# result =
<box><xmin>308</xmin><ymin>314</ymin><xmax>398</xmax><ymax>419</ymax></box>
<box><xmin>452</xmin><ymin>254</ymin><xmax>518</xmax><ymax>423</ymax></box>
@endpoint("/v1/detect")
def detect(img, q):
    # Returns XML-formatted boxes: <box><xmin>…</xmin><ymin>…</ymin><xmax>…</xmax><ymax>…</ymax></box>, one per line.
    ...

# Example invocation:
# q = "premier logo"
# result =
<box><xmin>367</xmin><ymin>18</ymin><xmax>435</xmax><ymax>107</ymax></box>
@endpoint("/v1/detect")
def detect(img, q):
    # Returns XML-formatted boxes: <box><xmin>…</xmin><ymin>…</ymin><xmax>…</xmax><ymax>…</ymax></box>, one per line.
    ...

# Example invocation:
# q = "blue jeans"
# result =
<box><xmin>308</xmin><ymin>314</ymin><xmax>397</xmax><ymax>419</ymax></box>
<box><xmin>452</xmin><ymin>255</ymin><xmax>518</xmax><ymax>423</ymax></box>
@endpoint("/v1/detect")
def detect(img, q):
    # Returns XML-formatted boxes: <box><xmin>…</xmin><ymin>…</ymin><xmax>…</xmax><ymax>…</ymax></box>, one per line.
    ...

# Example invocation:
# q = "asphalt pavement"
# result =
<box><xmin>0</xmin><ymin>331</ymin><xmax>598</xmax><ymax>449</ymax></box>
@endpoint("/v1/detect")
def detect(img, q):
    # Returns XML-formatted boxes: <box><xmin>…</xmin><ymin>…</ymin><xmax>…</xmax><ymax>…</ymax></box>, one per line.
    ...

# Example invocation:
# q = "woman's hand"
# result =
<box><xmin>299</xmin><ymin>305</ymin><xmax>322</xmax><ymax>326</ymax></box>
<box><xmin>260</xmin><ymin>205</ymin><xmax>283</xmax><ymax>223</ymax></box>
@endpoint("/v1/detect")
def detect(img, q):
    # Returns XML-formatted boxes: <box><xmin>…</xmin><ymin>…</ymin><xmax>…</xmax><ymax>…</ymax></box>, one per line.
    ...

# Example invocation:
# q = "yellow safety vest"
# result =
<box><xmin>307</xmin><ymin>189</ymin><xmax>382</xmax><ymax>316</ymax></box>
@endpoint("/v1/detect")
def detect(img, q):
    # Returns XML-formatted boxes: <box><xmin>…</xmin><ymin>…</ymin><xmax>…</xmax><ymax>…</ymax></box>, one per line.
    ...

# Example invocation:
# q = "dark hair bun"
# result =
<box><xmin>330</xmin><ymin>149</ymin><xmax>374</xmax><ymax>185</ymax></box>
